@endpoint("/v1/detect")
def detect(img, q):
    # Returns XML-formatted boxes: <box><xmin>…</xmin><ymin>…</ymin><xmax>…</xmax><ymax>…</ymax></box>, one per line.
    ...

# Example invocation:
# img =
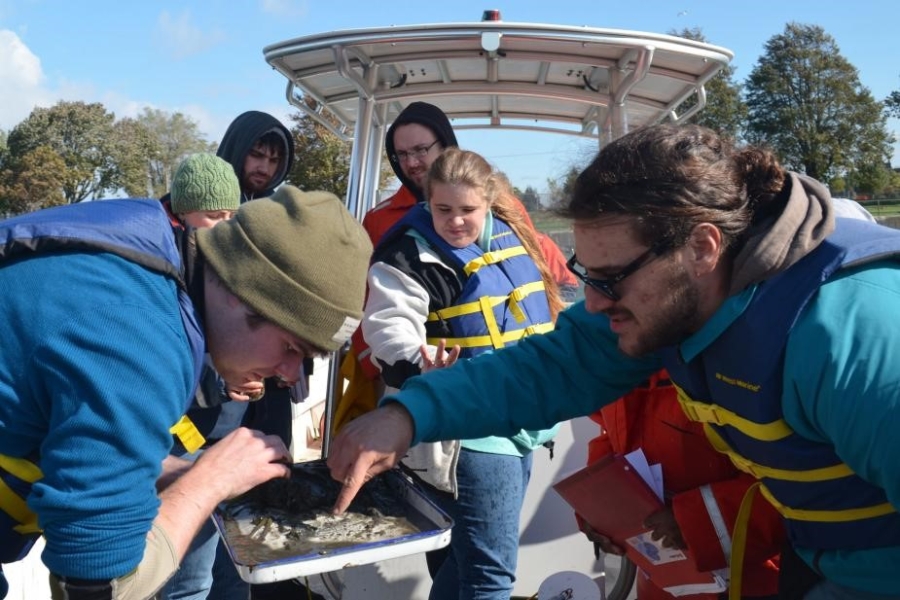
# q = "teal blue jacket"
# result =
<box><xmin>383</xmin><ymin>261</ymin><xmax>900</xmax><ymax>594</ymax></box>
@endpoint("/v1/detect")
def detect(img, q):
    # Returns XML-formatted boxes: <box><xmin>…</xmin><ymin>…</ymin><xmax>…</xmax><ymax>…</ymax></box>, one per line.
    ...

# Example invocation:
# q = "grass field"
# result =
<box><xmin>858</xmin><ymin>199</ymin><xmax>900</xmax><ymax>219</ymax></box>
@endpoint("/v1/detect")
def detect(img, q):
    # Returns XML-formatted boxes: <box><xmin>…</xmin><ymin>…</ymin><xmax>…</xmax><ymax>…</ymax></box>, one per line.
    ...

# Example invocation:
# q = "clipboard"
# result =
<box><xmin>553</xmin><ymin>454</ymin><xmax>726</xmax><ymax>596</ymax></box>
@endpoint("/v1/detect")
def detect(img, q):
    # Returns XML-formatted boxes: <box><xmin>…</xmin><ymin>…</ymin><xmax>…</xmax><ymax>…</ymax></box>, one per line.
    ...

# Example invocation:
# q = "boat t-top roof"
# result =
<box><xmin>264</xmin><ymin>15</ymin><xmax>732</xmax><ymax>141</ymax></box>
<box><xmin>263</xmin><ymin>13</ymin><xmax>733</xmax><ymax>458</ymax></box>
<box><xmin>263</xmin><ymin>13</ymin><xmax>733</xmax><ymax>217</ymax></box>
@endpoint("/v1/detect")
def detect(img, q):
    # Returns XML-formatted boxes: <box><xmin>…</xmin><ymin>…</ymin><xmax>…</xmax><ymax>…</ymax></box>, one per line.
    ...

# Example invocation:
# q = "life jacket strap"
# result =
<box><xmin>169</xmin><ymin>415</ymin><xmax>205</xmax><ymax>453</ymax></box>
<box><xmin>426</xmin><ymin>322</ymin><xmax>554</xmax><ymax>350</ymax></box>
<box><xmin>463</xmin><ymin>246</ymin><xmax>527</xmax><ymax>276</ymax></box>
<box><xmin>757</xmin><ymin>483</ymin><xmax>896</xmax><ymax>522</ymax></box>
<box><xmin>427</xmin><ymin>281</ymin><xmax>546</xmax><ymax>324</ymax></box>
<box><xmin>703</xmin><ymin>424</ymin><xmax>853</xmax><ymax>482</ymax></box>
<box><xmin>676</xmin><ymin>385</ymin><xmax>792</xmax><ymax>441</ymax></box>
<box><xmin>0</xmin><ymin>455</ymin><xmax>42</xmax><ymax>535</ymax></box>
<box><xmin>728</xmin><ymin>481</ymin><xmax>762</xmax><ymax>600</ymax></box>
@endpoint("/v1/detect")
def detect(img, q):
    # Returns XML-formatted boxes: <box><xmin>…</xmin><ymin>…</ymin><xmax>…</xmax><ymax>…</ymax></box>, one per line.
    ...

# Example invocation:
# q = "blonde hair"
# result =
<box><xmin>426</xmin><ymin>148</ymin><xmax>563</xmax><ymax>320</ymax></box>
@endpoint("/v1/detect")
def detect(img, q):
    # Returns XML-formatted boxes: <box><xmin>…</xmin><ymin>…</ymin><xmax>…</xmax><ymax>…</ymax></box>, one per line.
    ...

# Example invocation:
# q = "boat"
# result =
<box><xmin>3</xmin><ymin>10</ymin><xmax>733</xmax><ymax>600</ymax></box>
<box><xmin>260</xmin><ymin>10</ymin><xmax>734</xmax><ymax>600</ymax></box>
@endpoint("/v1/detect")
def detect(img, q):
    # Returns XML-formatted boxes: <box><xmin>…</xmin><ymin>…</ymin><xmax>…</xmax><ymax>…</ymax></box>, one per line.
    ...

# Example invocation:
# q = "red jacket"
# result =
<box><xmin>585</xmin><ymin>372</ymin><xmax>783</xmax><ymax>600</ymax></box>
<box><xmin>349</xmin><ymin>186</ymin><xmax>420</xmax><ymax>378</ymax></box>
<box><xmin>361</xmin><ymin>185</ymin><xmax>418</xmax><ymax>248</ymax></box>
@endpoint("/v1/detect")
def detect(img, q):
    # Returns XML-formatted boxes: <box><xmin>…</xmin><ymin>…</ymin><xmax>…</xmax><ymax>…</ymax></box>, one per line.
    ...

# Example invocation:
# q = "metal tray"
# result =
<box><xmin>212</xmin><ymin>461</ymin><xmax>453</xmax><ymax>584</ymax></box>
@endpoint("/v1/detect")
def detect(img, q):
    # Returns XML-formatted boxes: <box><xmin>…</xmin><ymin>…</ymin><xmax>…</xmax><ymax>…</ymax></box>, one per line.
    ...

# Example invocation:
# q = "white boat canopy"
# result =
<box><xmin>264</xmin><ymin>15</ymin><xmax>733</xmax><ymax>219</ymax></box>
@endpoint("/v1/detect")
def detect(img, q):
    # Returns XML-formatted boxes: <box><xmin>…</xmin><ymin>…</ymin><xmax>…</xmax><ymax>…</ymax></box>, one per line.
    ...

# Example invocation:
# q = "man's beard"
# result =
<box><xmin>617</xmin><ymin>264</ymin><xmax>701</xmax><ymax>357</ymax></box>
<box><xmin>244</xmin><ymin>173</ymin><xmax>271</xmax><ymax>195</ymax></box>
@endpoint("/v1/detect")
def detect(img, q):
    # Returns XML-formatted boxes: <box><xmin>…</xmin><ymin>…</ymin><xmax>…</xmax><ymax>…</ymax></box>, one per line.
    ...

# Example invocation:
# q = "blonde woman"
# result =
<box><xmin>362</xmin><ymin>148</ymin><xmax>561</xmax><ymax>600</ymax></box>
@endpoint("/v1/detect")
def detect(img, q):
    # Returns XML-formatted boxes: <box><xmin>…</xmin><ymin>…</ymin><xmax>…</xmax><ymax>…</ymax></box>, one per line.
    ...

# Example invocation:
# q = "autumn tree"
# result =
<box><xmin>744</xmin><ymin>23</ymin><xmax>892</xmax><ymax>185</ymax></box>
<box><xmin>672</xmin><ymin>27</ymin><xmax>747</xmax><ymax>141</ymax></box>
<box><xmin>0</xmin><ymin>145</ymin><xmax>67</xmax><ymax>215</ymax></box>
<box><xmin>6</xmin><ymin>101</ymin><xmax>122</xmax><ymax>203</ymax></box>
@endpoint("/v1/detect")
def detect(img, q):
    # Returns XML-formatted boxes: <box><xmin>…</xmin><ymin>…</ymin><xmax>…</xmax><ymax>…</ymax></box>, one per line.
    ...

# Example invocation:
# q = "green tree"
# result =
<box><xmin>546</xmin><ymin>166</ymin><xmax>581</xmax><ymax>209</ymax></box>
<box><xmin>136</xmin><ymin>108</ymin><xmax>214</xmax><ymax>197</ymax></box>
<box><xmin>286</xmin><ymin>97</ymin><xmax>394</xmax><ymax>201</ymax></box>
<box><xmin>0</xmin><ymin>129</ymin><xmax>7</xmax><ymax>167</ymax></box>
<box><xmin>672</xmin><ymin>27</ymin><xmax>747</xmax><ymax>141</ymax></box>
<box><xmin>847</xmin><ymin>161</ymin><xmax>893</xmax><ymax>196</ymax></box>
<box><xmin>520</xmin><ymin>186</ymin><xmax>540</xmax><ymax>212</ymax></box>
<box><xmin>744</xmin><ymin>23</ymin><xmax>892</xmax><ymax>184</ymax></box>
<box><xmin>287</xmin><ymin>109</ymin><xmax>352</xmax><ymax>199</ymax></box>
<box><xmin>6</xmin><ymin>101</ymin><xmax>122</xmax><ymax>203</ymax></box>
<box><xmin>0</xmin><ymin>145</ymin><xmax>67</xmax><ymax>215</ymax></box>
<box><xmin>112</xmin><ymin>117</ymin><xmax>158</xmax><ymax>197</ymax></box>
<box><xmin>885</xmin><ymin>78</ymin><xmax>900</xmax><ymax>119</ymax></box>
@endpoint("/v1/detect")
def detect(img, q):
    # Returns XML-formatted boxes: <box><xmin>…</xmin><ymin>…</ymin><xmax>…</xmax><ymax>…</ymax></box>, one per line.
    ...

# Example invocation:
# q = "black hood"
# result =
<box><xmin>385</xmin><ymin>102</ymin><xmax>458</xmax><ymax>202</ymax></box>
<box><xmin>216</xmin><ymin>111</ymin><xmax>295</xmax><ymax>201</ymax></box>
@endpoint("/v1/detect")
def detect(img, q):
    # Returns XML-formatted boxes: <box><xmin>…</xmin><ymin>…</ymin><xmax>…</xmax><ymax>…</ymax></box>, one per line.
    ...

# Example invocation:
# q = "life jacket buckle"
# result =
<box><xmin>683</xmin><ymin>400</ymin><xmax>726</xmax><ymax>426</ymax></box>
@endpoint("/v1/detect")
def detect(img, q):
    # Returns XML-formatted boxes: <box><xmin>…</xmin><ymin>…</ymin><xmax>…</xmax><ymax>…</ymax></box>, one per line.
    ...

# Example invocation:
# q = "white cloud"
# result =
<box><xmin>259</xmin><ymin>0</ymin><xmax>308</xmax><ymax>19</ymax></box>
<box><xmin>155</xmin><ymin>10</ymin><xmax>226</xmax><ymax>60</ymax></box>
<box><xmin>0</xmin><ymin>28</ymin><xmax>52</xmax><ymax>130</ymax></box>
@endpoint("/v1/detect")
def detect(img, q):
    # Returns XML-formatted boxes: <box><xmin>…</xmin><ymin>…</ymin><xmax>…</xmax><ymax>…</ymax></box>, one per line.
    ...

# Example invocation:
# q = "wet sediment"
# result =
<box><xmin>219</xmin><ymin>463</ymin><xmax>425</xmax><ymax>565</ymax></box>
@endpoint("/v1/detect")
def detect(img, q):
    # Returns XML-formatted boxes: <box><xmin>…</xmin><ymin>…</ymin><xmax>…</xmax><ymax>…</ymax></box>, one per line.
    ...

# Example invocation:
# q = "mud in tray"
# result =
<box><xmin>212</xmin><ymin>460</ymin><xmax>453</xmax><ymax>584</ymax></box>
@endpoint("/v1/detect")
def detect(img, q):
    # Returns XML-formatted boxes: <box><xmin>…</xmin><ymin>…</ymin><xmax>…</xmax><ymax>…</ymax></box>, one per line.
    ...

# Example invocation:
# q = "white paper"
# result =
<box><xmin>625</xmin><ymin>531</ymin><xmax>687</xmax><ymax>565</ymax></box>
<box><xmin>649</xmin><ymin>463</ymin><xmax>664</xmax><ymax>502</ymax></box>
<box><xmin>662</xmin><ymin>569</ymin><xmax>728</xmax><ymax>597</ymax></box>
<box><xmin>623</xmin><ymin>448</ymin><xmax>664</xmax><ymax>502</ymax></box>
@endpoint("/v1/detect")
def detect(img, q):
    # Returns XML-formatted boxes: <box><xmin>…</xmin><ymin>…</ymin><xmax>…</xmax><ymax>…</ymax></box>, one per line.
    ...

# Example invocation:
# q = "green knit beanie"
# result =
<box><xmin>196</xmin><ymin>185</ymin><xmax>373</xmax><ymax>351</ymax></box>
<box><xmin>171</xmin><ymin>153</ymin><xmax>241</xmax><ymax>214</ymax></box>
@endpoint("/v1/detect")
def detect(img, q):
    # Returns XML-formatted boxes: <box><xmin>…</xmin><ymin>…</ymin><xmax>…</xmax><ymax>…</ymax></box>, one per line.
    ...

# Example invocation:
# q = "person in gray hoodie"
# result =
<box><xmin>217</xmin><ymin>110</ymin><xmax>295</xmax><ymax>202</ymax></box>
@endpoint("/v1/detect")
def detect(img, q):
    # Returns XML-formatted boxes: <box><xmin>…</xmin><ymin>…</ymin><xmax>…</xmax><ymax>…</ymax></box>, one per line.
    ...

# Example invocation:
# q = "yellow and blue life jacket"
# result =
<box><xmin>662</xmin><ymin>218</ymin><xmax>900</xmax><ymax>551</ymax></box>
<box><xmin>0</xmin><ymin>198</ymin><xmax>205</xmax><ymax>564</ymax></box>
<box><xmin>395</xmin><ymin>204</ymin><xmax>554</xmax><ymax>357</ymax></box>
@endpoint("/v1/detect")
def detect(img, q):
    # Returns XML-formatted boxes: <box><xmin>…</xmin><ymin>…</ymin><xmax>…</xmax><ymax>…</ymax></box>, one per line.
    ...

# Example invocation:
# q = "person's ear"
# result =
<box><xmin>686</xmin><ymin>223</ymin><xmax>723</xmax><ymax>277</ymax></box>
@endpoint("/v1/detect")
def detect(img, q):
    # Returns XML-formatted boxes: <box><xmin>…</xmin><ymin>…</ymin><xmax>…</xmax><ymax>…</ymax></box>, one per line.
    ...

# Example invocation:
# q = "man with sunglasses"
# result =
<box><xmin>329</xmin><ymin>123</ymin><xmax>900</xmax><ymax>599</ymax></box>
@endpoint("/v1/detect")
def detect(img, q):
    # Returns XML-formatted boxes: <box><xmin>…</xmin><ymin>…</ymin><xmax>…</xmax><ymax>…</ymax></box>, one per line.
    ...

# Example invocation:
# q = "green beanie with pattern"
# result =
<box><xmin>196</xmin><ymin>185</ymin><xmax>373</xmax><ymax>351</ymax></box>
<box><xmin>171</xmin><ymin>153</ymin><xmax>241</xmax><ymax>214</ymax></box>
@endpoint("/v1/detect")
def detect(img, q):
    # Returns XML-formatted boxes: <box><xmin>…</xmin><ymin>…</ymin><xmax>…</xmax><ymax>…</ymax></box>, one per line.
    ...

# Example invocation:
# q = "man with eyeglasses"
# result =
<box><xmin>329</xmin><ymin>123</ymin><xmax>900</xmax><ymax>599</ymax></box>
<box><xmin>362</xmin><ymin>102</ymin><xmax>458</xmax><ymax>245</ymax></box>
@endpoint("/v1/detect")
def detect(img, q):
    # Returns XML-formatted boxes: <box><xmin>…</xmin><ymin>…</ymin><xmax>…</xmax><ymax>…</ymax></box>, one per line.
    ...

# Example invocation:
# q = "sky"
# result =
<box><xmin>0</xmin><ymin>0</ymin><xmax>898</xmax><ymax>195</ymax></box>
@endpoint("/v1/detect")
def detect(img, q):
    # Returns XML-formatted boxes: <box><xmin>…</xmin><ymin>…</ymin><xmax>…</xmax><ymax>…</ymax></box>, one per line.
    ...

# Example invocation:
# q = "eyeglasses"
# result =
<box><xmin>567</xmin><ymin>242</ymin><xmax>670</xmax><ymax>301</ymax></box>
<box><xmin>392</xmin><ymin>139</ymin><xmax>440</xmax><ymax>163</ymax></box>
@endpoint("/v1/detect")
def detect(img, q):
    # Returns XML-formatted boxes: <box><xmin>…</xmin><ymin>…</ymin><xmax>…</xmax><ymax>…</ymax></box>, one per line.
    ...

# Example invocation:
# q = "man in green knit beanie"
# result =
<box><xmin>169</xmin><ymin>153</ymin><xmax>241</xmax><ymax>229</ymax></box>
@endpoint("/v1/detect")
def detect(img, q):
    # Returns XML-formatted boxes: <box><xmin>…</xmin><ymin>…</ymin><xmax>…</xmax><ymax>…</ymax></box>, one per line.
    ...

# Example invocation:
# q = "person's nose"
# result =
<box><xmin>584</xmin><ymin>285</ymin><xmax>616</xmax><ymax>314</ymax></box>
<box><xmin>275</xmin><ymin>353</ymin><xmax>304</xmax><ymax>382</ymax></box>
<box><xmin>406</xmin><ymin>153</ymin><xmax>427</xmax><ymax>168</ymax></box>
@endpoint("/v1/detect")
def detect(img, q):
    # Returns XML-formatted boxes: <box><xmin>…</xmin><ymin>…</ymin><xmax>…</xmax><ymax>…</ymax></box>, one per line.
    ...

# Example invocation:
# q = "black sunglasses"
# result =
<box><xmin>566</xmin><ymin>242</ymin><xmax>670</xmax><ymax>301</ymax></box>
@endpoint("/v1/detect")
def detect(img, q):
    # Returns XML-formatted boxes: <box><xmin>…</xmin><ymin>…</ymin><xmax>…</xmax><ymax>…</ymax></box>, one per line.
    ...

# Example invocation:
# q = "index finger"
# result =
<box><xmin>332</xmin><ymin>461</ymin><xmax>370</xmax><ymax>514</ymax></box>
